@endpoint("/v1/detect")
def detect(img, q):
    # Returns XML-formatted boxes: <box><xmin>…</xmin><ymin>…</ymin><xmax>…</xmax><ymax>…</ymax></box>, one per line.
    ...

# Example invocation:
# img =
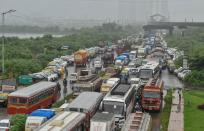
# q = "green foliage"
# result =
<box><xmin>0</xmin><ymin>24</ymin><xmax>141</xmax><ymax>78</ymax></box>
<box><xmin>184</xmin><ymin>90</ymin><xmax>204</xmax><ymax>131</ymax></box>
<box><xmin>10</xmin><ymin>114</ymin><xmax>27</xmax><ymax>131</ymax></box>
<box><xmin>184</xmin><ymin>70</ymin><xmax>204</xmax><ymax>87</ymax></box>
<box><xmin>167</xmin><ymin>28</ymin><xmax>204</xmax><ymax>87</ymax></box>
<box><xmin>161</xmin><ymin>89</ymin><xmax>172</xmax><ymax>131</ymax></box>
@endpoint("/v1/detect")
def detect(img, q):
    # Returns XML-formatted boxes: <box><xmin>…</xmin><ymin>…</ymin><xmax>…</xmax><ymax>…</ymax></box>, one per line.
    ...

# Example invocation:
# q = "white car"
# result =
<box><xmin>0</xmin><ymin>119</ymin><xmax>10</xmax><ymax>131</ymax></box>
<box><xmin>174</xmin><ymin>67</ymin><xmax>183</xmax><ymax>74</ymax></box>
<box><xmin>178</xmin><ymin>70</ymin><xmax>191</xmax><ymax>80</ymax></box>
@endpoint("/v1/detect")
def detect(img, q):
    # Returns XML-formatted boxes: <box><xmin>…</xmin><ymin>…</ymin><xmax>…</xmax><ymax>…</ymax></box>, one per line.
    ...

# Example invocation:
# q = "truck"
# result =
<box><xmin>0</xmin><ymin>83</ymin><xmax>16</xmax><ymax>106</ymax></box>
<box><xmin>142</xmin><ymin>78</ymin><xmax>164</xmax><ymax>111</ymax></box>
<box><xmin>167</xmin><ymin>60</ymin><xmax>176</xmax><ymax>73</ymax></box>
<box><xmin>66</xmin><ymin>92</ymin><xmax>103</xmax><ymax>130</ymax></box>
<box><xmin>74</xmin><ymin>49</ymin><xmax>88</xmax><ymax>67</ymax></box>
<box><xmin>137</xmin><ymin>48</ymin><xmax>146</xmax><ymax>58</ymax></box>
<box><xmin>100</xmin><ymin>78</ymin><xmax>120</xmax><ymax>95</ymax></box>
<box><xmin>72</xmin><ymin>70</ymin><xmax>102</xmax><ymax>95</ymax></box>
<box><xmin>121</xmin><ymin>112</ymin><xmax>152</xmax><ymax>131</ymax></box>
<box><xmin>25</xmin><ymin>109</ymin><xmax>55</xmax><ymax>131</ymax></box>
<box><xmin>90</xmin><ymin>113</ymin><xmax>115</xmax><ymax>131</ymax></box>
<box><xmin>0</xmin><ymin>119</ymin><xmax>10</xmax><ymax>131</ymax></box>
<box><xmin>101</xmin><ymin>52</ymin><xmax>114</xmax><ymax>67</ymax></box>
<box><xmin>129</xmin><ymin>50</ymin><xmax>137</xmax><ymax>61</ymax></box>
<box><xmin>94</xmin><ymin>59</ymin><xmax>103</xmax><ymax>69</ymax></box>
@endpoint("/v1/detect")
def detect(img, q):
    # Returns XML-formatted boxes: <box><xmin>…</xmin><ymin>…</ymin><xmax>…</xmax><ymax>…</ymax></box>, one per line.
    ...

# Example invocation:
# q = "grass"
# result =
<box><xmin>184</xmin><ymin>90</ymin><xmax>204</xmax><ymax>131</ymax></box>
<box><xmin>161</xmin><ymin>89</ymin><xmax>172</xmax><ymax>131</ymax></box>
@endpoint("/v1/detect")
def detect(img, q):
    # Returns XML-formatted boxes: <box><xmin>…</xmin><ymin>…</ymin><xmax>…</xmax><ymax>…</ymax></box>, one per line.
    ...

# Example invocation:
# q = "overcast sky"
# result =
<box><xmin>1</xmin><ymin>0</ymin><xmax>204</xmax><ymax>26</ymax></box>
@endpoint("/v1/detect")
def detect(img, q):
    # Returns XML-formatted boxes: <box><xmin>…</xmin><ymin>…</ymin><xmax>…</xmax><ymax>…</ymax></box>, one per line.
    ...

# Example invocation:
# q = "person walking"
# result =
<box><xmin>64</xmin><ymin>67</ymin><xmax>68</xmax><ymax>78</ymax></box>
<box><xmin>63</xmin><ymin>78</ymin><xmax>67</xmax><ymax>88</ymax></box>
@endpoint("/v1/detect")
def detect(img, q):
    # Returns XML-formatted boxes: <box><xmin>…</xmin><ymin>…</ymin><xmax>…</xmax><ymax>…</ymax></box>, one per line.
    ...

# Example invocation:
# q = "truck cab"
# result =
<box><xmin>0</xmin><ymin>119</ymin><xmax>10</xmax><ymax>131</ymax></box>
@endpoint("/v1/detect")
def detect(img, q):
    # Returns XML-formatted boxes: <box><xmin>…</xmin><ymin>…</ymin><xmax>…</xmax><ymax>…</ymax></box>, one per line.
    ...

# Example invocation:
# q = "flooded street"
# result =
<box><xmin>150</xmin><ymin>68</ymin><xmax>184</xmax><ymax>131</ymax></box>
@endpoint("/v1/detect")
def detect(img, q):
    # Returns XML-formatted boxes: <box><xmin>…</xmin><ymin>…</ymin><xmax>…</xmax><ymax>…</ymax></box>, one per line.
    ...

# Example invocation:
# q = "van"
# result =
<box><xmin>25</xmin><ymin>116</ymin><xmax>47</xmax><ymax>131</ymax></box>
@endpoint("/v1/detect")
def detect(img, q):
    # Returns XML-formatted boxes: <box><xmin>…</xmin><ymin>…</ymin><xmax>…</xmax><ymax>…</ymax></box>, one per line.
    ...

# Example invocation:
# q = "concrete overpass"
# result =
<box><xmin>143</xmin><ymin>21</ymin><xmax>204</xmax><ymax>35</ymax></box>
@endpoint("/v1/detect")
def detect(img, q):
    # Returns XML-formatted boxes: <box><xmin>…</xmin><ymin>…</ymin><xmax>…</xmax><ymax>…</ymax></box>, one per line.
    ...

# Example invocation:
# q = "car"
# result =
<box><xmin>174</xmin><ymin>67</ymin><xmax>183</xmax><ymax>74</ymax></box>
<box><xmin>178</xmin><ymin>70</ymin><xmax>191</xmax><ymax>80</ymax></box>
<box><xmin>0</xmin><ymin>119</ymin><xmax>10</xmax><ymax>131</ymax></box>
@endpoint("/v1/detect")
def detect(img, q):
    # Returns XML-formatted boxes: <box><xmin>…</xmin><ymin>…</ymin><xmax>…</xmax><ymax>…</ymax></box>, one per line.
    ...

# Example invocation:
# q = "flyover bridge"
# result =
<box><xmin>143</xmin><ymin>21</ymin><xmax>204</xmax><ymax>35</ymax></box>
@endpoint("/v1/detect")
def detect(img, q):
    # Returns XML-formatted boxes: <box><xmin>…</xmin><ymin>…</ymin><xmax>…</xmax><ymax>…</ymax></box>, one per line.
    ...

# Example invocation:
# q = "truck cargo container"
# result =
<box><xmin>90</xmin><ymin>113</ymin><xmax>115</xmax><ymax>131</ymax></box>
<box><xmin>37</xmin><ymin>111</ymin><xmax>86</xmax><ymax>131</ymax></box>
<box><xmin>121</xmin><ymin>112</ymin><xmax>152</xmax><ymax>131</ymax></box>
<box><xmin>66</xmin><ymin>92</ymin><xmax>103</xmax><ymax>130</ymax></box>
<box><xmin>74</xmin><ymin>50</ymin><xmax>88</xmax><ymax>67</ymax></box>
<box><xmin>72</xmin><ymin>70</ymin><xmax>102</xmax><ymax>96</ymax></box>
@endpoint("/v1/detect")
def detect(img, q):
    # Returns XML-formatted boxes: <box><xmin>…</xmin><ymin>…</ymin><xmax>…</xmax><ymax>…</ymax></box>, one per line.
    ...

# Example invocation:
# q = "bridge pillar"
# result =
<box><xmin>169</xmin><ymin>28</ymin><xmax>173</xmax><ymax>36</ymax></box>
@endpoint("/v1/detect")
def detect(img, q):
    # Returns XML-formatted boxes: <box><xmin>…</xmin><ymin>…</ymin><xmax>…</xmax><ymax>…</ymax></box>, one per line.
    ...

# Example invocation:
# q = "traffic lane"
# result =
<box><xmin>58</xmin><ymin>65</ymin><xmax>75</xmax><ymax>101</ymax></box>
<box><xmin>161</xmin><ymin>69</ymin><xmax>183</xmax><ymax>89</ymax></box>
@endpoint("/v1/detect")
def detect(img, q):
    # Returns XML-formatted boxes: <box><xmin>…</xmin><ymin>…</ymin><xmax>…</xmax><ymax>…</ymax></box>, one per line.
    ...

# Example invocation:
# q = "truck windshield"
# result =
<box><xmin>103</xmin><ymin>101</ymin><xmax>124</xmax><ymax>115</ymax></box>
<box><xmin>144</xmin><ymin>91</ymin><xmax>160</xmax><ymax>98</ymax></box>
<box><xmin>0</xmin><ymin>123</ymin><xmax>9</xmax><ymax>127</ymax></box>
<box><xmin>139</xmin><ymin>69</ymin><xmax>153</xmax><ymax>79</ymax></box>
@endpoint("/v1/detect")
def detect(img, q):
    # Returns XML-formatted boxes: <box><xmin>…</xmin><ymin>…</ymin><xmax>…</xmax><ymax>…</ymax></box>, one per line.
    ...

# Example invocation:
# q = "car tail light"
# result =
<box><xmin>6</xmin><ymin>129</ymin><xmax>9</xmax><ymax>131</ymax></box>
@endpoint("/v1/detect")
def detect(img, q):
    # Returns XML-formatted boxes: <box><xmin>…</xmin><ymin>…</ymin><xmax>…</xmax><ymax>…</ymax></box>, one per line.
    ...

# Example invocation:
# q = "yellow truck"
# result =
<box><xmin>0</xmin><ymin>84</ymin><xmax>16</xmax><ymax>106</ymax></box>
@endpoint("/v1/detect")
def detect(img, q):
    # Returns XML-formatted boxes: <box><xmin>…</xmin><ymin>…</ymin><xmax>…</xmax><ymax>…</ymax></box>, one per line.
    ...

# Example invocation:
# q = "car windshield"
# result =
<box><xmin>103</xmin><ymin>101</ymin><xmax>124</xmax><ymax>115</ymax></box>
<box><xmin>144</xmin><ymin>91</ymin><xmax>160</xmax><ymax>98</ymax></box>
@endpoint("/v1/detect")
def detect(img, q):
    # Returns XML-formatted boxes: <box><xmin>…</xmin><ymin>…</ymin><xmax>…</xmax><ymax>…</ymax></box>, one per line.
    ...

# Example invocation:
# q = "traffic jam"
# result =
<box><xmin>0</xmin><ymin>32</ymin><xmax>183</xmax><ymax>131</ymax></box>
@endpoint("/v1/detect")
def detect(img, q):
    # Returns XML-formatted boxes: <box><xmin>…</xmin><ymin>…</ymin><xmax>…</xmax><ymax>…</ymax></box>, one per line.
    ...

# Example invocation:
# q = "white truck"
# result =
<box><xmin>90</xmin><ymin>113</ymin><xmax>115</xmax><ymax>131</ymax></box>
<box><xmin>137</xmin><ymin>48</ymin><xmax>146</xmax><ymax>58</ymax></box>
<box><xmin>25</xmin><ymin>116</ymin><xmax>47</xmax><ymax>131</ymax></box>
<box><xmin>0</xmin><ymin>119</ymin><xmax>10</xmax><ymax>131</ymax></box>
<box><xmin>94</xmin><ymin>59</ymin><xmax>102</xmax><ymax>69</ymax></box>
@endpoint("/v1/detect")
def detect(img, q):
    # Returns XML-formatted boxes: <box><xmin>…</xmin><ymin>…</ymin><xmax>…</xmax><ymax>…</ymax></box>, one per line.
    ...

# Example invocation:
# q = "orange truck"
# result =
<box><xmin>74</xmin><ymin>50</ymin><xmax>88</xmax><ymax>66</ymax></box>
<box><xmin>142</xmin><ymin>78</ymin><xmax>164</xmax><ymax>111</ymax></box>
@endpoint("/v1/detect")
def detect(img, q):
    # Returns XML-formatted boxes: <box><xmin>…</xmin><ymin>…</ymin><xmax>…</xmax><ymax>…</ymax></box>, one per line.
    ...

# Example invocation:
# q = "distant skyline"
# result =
<box><xmin>1</xmin><ymin>0</ymin><xmax>204</xmax><ymax>27</ymax></box>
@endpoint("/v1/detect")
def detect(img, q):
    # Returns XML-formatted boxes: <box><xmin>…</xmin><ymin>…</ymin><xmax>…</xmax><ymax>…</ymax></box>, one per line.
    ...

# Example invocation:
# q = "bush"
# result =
<box><xmin>184</xmin><ymin>70</ymin><xmax>204</xmax><ymax>87</ymax></box>
<box><xmin>10</xmin><ymin>114</ymin><xmax>27</xmax><ymax>131</ymax></box>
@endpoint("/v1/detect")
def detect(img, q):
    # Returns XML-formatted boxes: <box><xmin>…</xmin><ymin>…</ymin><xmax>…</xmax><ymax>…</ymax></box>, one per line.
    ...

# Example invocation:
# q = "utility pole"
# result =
<box><xmin>1</xmin><ymin>9</ymin><xmax>16</xmax><ymax>74</ymax></box>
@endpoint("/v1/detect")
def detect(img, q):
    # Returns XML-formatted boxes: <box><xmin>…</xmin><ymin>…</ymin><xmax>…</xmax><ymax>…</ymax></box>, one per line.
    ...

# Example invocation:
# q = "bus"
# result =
<box><xmin>7</xmin><ymin>81</ymin><xmax>59</xmax><ymax>114</ymax></box>
<box><xmin>139</xmin><ymin>62</ymin><xmax>161</xmax><ymax>85</ymax></box>
<box><xmin>37</xmin><ymin>111</ymin><xmax>86</xmax><ymax>131</ymax></box>
<box><xmin>66</xmin><ymin>92</ymin><xmax>103</xmax><ymax>131</ymax></box>
<box><xmin>100</xmin><ymin>84</ymin><xmax>135</xmax><ymax>128</ymax></box>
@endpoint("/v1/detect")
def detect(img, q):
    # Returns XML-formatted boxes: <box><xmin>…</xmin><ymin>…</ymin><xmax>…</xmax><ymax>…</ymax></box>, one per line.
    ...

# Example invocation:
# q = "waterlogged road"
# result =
<box><xmin>151</xmin><ymin>69</ymin><xmax>184</xmax><ymax>131</ymax></box>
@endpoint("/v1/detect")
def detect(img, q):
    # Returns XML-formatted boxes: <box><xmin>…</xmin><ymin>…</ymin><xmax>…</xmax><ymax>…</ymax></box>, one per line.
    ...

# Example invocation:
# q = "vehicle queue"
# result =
<box><xmin>0</xmin><ymin>32</ymin><xmax>188</xmax><ymax>131</ymax></box>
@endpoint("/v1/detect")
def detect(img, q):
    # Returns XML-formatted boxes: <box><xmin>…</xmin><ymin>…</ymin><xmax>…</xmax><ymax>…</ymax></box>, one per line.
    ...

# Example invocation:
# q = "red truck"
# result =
<box><xmin>74</xmin><ymin>50</ymin><xmax>88</xmax><ymax>67</ymax></box>
<box><xmin>142</xmin><ymin>78</ymin><xmax>164</xmax><ymax>111</ymax></box>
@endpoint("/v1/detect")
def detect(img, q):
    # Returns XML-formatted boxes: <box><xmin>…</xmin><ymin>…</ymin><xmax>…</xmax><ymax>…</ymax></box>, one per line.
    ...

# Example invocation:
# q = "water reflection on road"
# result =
<box><xmin>151</xmin><ymin>69</ymin><xmax>183</xmax><ymax>131</ymax></box>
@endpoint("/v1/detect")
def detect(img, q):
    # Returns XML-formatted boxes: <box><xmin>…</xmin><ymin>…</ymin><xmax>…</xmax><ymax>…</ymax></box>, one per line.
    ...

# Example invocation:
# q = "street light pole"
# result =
<box><xmin>1</xmin><ymin>9</ymin><xmax>16</xmax><ymax>74</ymax></box>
